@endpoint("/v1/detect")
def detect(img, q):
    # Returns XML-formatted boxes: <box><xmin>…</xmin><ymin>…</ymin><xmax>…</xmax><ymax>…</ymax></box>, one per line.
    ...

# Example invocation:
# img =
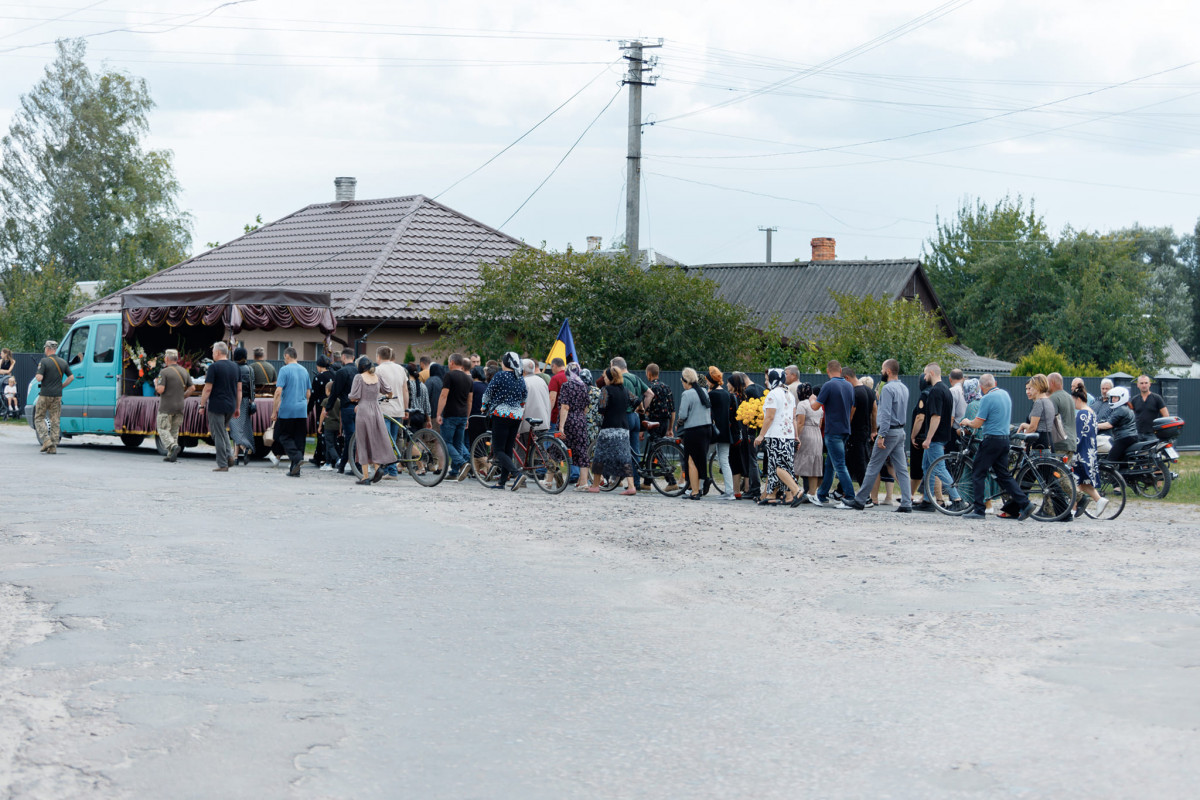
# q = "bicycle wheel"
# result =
<box><xmin>927</xmin><ymin>452</ymin><xmax>974</xmax><ymax>516</ymax></box>
<box><xmin>648</xmin><ymin>439</ymin><xmax>687</xmax><ymax>497</ymax></box>
<box><xmin>469</xmin><ymin>432</ymin><xmax>500</xmax><ymax>488</ymax></box>
<box><xmin>1084</xmin><ymin>465</ymin><xmax>1126</xmax><ymax>520</ymax></box>
<box><xmin>706</xmin><ymin>447</ymin><xmax>727</xmax><ymax>496</ymax></box>
<box><xmin>407</xmin><ymin>428</ymin><xmax>449</xmax><ymax>487</ymax></box>
<box><xmin>1018</xmin><ymin>457</ymin><xmax>1077</xmax><ymax>521</ymax></box>
<box><xmin>528</xmin><ymin>435</ymin><xmax>570</xmax><ymax>494</ymax></box>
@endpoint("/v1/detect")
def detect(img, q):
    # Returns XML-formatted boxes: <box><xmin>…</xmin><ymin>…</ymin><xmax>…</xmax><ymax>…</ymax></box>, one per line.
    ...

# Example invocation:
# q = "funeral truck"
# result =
<box><xmin>25</xmin><ymin>288</ymin><xmax>335</xmax><ymax>456</ymax></box>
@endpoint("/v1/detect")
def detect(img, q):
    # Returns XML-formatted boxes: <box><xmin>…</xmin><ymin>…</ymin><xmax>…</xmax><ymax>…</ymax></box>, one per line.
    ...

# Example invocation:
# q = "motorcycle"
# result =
<box><xmin>1101</xmin><ymin>416</ymin><xmax>1184</xmax><ymax>499</ymax></box>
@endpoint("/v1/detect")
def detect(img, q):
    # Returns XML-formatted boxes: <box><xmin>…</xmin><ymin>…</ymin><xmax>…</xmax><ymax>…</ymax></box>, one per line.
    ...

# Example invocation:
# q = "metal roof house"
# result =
<box><xmin>688</xmin><ymin>237</ymin><xmax>1016</xmax><ymax>374</ymax></box>
<box><xmin>69</xmin><ymin>178</ymin><xmax>525</xmax><ymax>360</ymax></box>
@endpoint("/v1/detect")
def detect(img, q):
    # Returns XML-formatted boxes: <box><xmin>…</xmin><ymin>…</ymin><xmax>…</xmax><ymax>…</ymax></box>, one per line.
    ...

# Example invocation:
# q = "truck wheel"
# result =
<box><xmin>179</xmin><ymin>436</ymin><xmax>198</xmax><ymax>449</ymax></box>
<box><xmin>120</xmin><ymin>434</ymin><xmax>145</xmax><ymax>449</ymax></box>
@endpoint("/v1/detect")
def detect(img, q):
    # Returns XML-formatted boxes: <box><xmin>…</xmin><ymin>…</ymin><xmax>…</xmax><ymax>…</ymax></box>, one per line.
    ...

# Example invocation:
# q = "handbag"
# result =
<box><xmin>263</xmin><ymin>421</ymin><xmax>275</xmax><ymax>446</ymax></box>
<box><xmin>1051</xmin><ymin>412</ymin><xmax>1068</xmax><ymax>444</ymax></box>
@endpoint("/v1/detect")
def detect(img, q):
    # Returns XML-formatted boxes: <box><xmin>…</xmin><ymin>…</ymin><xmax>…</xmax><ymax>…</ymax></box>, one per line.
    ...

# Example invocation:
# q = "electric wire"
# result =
<box><xmin>433</xmin><ymin>61</ymin><xmax>620</xmax><ymax>200</ymax></box>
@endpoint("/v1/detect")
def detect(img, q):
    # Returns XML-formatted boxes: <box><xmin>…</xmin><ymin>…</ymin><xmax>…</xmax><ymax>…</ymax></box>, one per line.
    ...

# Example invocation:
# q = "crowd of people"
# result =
<box><xmin>24</xmin><ymin>334</ymin><xmax>1172</xmax><ymax>519</ymax></box>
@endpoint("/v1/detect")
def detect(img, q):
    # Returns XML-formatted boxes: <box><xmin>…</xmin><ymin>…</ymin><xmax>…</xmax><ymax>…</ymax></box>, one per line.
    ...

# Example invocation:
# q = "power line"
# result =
<box><xmin>433</xmin><ymin>61</ymin><xmax>620</xmax><ymax>200</ymax></box>
<box><xmin>0</xmin><ymin>0</ymin><xmax>259</xmax><ymax>54</ymax></box>
<box><xmin>650</xmin><ymin>0</ymin><xmax>975</xmax><ymax>126</ymax></box>
<box><xmin>497</xmin><ymin>85</ymin><xmax>623</xmax><ymax>230</ymax></box>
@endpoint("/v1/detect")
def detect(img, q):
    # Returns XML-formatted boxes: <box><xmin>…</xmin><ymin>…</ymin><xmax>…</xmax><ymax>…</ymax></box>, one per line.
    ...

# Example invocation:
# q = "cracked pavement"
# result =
<box><xmin>2</xmin><ymin>425</ymin><xmax>1200</xmax><ymax>798</ymax></box>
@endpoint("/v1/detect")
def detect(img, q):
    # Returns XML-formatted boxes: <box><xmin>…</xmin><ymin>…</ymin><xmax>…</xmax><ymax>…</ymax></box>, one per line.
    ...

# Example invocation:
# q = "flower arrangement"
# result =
<box><xmin>736</xmin><ymin>397</ymin><xmax>765</xmax><ymax>430</ymax></box>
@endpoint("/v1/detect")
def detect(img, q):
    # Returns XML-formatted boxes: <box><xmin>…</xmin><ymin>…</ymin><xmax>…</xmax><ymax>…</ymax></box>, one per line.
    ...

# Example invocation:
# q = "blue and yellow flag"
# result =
<box><xmin>545</xmin><ymin>318</ymin><xmax>577</xmax><ymax>365</ymax></box>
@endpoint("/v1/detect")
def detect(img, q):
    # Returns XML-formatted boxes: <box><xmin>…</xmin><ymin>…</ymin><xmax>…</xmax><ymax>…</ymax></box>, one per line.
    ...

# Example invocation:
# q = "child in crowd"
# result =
<box><xmin>4</xmin><ymin>376</ymin><xmax>17</xmax><ymax>417</ymax></box>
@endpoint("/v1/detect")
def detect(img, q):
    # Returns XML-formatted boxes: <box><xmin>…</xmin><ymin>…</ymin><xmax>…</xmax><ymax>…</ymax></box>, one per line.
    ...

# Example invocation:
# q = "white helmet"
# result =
<box><xmin>1108</xmin><ymin>386</ymin><xmax>1130</xmax><ymax>406</ymax></box>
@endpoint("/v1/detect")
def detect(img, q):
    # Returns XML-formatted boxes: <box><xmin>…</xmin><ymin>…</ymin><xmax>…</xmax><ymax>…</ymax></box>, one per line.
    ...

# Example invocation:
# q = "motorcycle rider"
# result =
<box><xmin>1098</xmin><ymin>386</ymin><xmax>1138</xmax><ymax>463</ymax></box>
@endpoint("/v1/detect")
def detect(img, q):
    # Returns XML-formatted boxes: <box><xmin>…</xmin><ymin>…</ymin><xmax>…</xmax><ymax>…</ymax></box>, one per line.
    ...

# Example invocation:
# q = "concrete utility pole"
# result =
<box><xmin>758</xmin><ymin>226</ymin><xmax>778</xmax><ymax>263</ymax></box>
<box><xmin>622</xmin><ymin>39</ymin><xmax>660</xmax><ymax>265</ymax></box>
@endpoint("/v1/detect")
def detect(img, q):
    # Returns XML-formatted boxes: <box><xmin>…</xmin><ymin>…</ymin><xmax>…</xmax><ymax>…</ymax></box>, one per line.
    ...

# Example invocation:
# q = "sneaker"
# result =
<box><xmin>947</xmin><ymin>500</ymin><xmax>970</xmax><ymax>513</ymax></box>
<box><xmin>267</xmin><ymin>452</ymin><xmax>279</xmax><ymax>467</ymax></box>
<box><xmin>831</xmin><ymin>489</ymin><xmax>843</xmax><ymax>502</ymax></box>
<box><xmin>319</xmin><ymin>464</ymin><xmax>334</xmax><ymax>472</ymax></box>
<box><xmin>720</xmin><ymin>493</ymin><xmax>737</xmax><ymax>501</ymax></box>
<box><xmin>806</xmin><ymin>494</ymin><xmax>823</xmax><ymax>506</ymax></box>
<box><xmin>913</xmin><ymin>501</ymin><xmax>936</xmax><ymax>512</ymax></box>
<box><xmin>963</xmin><ymin>511</ymin><xmax>986</xmax><ymax>520</ymax></box>
<box><xmin>511</xmin><ymin>475</ymin><xmax>527</xmax><ymax>491</ymax></box>
<box><xmin>847</xmin><ymin>498</ymin><xmax>866</xmax><ymax>510</ymax></box>
<box><xmin>287</xmin><ymin>463</ymin><xmax>302</xmax><ymax>477</ymax></box>
<box><xmin>833</xmin><ymin>501</ymin><xmax>855</xmax><ymax>510</ymax></box>
<box><xmin>863</xmin><ymin>499</ymin><xmax>875</xmax><ymax>509</ymax></box>
<box><xmin>456</xmin><ymin>464</ymin><xmax>471</xmax><ymax>482</ymax></box>
<box><xmin>1094</xmin><ymin>497</ymin><xmax>1109</xmax><ymax>517</ymax></box>
<box><xmin>1017</xmin><ymin>501</ymin><xmax>1036</xmax><ymax>521</ymax></box>
<box><xmin>895</xmin><ymin>505</ymin><xmax>912</xmax><ymax>513</ymax></box>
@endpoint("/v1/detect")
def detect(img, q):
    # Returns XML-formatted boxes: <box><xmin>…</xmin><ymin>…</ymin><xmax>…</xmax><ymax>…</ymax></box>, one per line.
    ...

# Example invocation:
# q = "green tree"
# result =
<box><xmin>1179</xmin><ymin>218</ymin><xmax>1200</xmax><ymax>355</ymax></box>
<box><xmin>0</xmin><ymin>38</ymin><xmax>191</xmax><ymax>302</ymax></box>
<box><xmin>810</xmin><ymin>291</ymin><xmax>959</xmax><ymax>376</ymax></box>
<box><xmin>923</xmin><ymin>195</ymin><xmax>1052</xmax><ymax>360</ymax></box>
<box><xmin>1037</xmin><ymin>229</ymin><xmax>1168</xmax><ymax>369</ymax></box>
<box><xmin>433</xmin><ymin>246</ymin><xmax>756</xmax><ymax>369</ymax></box>
<box><xmin>924</xmin><ymin>197</ymin><xmax>1171</xmax><ymax>368</ymax></box>
<box><xmin>1114</xmin><ymin>224</ymin><xmax>1191</xmax><ymax>349</ymax></box>
<box><xmin>0</xmin><ymin>263</ymin><xmax>85</xmax><ymax>350</ymax></box>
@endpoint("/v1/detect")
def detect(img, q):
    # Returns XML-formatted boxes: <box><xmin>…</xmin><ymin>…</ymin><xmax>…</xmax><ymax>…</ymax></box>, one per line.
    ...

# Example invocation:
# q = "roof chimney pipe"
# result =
<box><xmin>810</xmin><ymin>237</ymin><xmax>836</xmax><ymax>262</ymax></box>
<box><xmin>334</xmin><ymin>176</ymin><xmax>357</xmax><ymax>203</ymax></box>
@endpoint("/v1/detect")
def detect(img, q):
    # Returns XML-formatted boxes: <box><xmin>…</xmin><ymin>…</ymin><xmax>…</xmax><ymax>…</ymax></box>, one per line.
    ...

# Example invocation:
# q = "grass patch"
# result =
<box><xmin>1165</xmin><ymin>452</ymin><xmax>1200</xmax><ymax>505</ymax></box>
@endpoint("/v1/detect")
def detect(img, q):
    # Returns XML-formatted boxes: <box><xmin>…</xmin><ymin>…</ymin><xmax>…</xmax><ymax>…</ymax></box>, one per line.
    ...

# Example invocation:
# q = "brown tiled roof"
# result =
<box><xmin>69</xmin><ymin>195</ymin><xmax>526</xmax><ymax>324</ymax></box>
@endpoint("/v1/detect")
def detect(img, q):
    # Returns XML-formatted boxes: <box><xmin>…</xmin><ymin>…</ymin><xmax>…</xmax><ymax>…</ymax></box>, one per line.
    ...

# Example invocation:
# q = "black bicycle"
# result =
<box><xmin>468</xmin><ymin>416</ymin><xmax>571</xmax><ymax>494</ymax></box>
<box><xmin>591</xmin><ymin>420</ymin><xmax>689</xmax><ymax>497</ymax></box>
<box><xmin>346</xmin><ymin>408</ymin><xmax>449</xmax><ymax>486</ymax></box>
<box><xmin>926</xmin><ymin>428</ymin><xmax>1077</xmax><ymax>520</ymax></box>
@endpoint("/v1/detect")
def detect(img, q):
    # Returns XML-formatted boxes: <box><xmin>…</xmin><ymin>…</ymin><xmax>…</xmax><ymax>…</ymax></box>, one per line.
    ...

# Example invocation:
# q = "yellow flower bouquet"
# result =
<box><xmin>736</xmin><ymin>397</ymin><xmax>765</xmax><ymax>430</ymax></box>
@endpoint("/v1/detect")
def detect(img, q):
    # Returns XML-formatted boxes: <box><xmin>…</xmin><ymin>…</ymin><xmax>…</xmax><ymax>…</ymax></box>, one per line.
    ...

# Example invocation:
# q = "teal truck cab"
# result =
<box><xmin>26</xmin><ymin>288</ymin><xmax>336</xmax><ymax>454</ymax></box>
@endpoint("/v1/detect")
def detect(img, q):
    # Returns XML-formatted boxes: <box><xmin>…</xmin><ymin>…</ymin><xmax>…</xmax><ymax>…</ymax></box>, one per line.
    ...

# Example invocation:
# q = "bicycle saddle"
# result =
<box><xmin>1011</xmin><ymin>432</ymin><xmax>1041</xmax><ymax>443</ymax></box>
<box><xmin>643</xmin><ymin>421</ymin><xmax>661</xmax><ymax>430</ymax></box>
<box><xmin>526</xmin><ymin>418</ymin><xmax>543</xmax><ymax>427</ymax></box>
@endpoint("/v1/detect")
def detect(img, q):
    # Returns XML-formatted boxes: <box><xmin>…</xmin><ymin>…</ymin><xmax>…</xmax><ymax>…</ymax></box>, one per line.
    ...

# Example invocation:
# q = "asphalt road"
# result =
<box><xmin>2</xmin><ymin>425</ymin><xmax>1199</xmax><ymax>799</ymax></box>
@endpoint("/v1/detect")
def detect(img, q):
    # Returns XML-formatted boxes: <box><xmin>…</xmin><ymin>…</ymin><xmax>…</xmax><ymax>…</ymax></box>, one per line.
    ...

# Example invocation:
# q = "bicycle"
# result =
<box><xmin>926</xmin><ymin>428</ymin><xmax>1077</xmax><ymax>520</ymax></box>
<box><xmin>590</xmin><ymin>420</ymin><xmax>689</xmax><ymax>497</ymax></box>
<box><xmin>1080</xmin><ymin>463</ymin><xmax>1127</xmax><ymax>520</ymax></box>
<box><xmin>468</xmin><ymin>415</ymin><xmax>571</xmax><ymax>494</ymax></box>
<box><xmin>346</xmin><ymin>408</ymin><xmax>449</xmax><ymax>486</ymax></box>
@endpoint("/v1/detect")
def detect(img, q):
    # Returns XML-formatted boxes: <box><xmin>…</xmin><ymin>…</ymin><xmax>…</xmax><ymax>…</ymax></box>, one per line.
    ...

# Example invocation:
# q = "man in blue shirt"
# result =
<box><xmin>958</xmin><ymin>374</ymin><xmax>1034</xmax><ymax>520</ymax></box>
<box><xmin>810</xmin><ymin>359</ymin><xmax>856</xmax><ymax>507</ymax></box>
<box><xmin>272</xmin><ymin>347</ymin><xmax>312</xmax><ymax>477</ymax></box>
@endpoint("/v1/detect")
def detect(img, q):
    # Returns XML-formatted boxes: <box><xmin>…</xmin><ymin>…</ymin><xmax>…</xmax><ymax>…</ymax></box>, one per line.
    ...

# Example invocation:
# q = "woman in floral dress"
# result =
<box><xmin>1071</xmin><ymin>382</ymin><xmax>1107</xmax><ymax>518</ymax></box>
<box><xmin>556</xmin><ymin>362</ymin><xmax>592</xmax><ymax>489</ymax></box>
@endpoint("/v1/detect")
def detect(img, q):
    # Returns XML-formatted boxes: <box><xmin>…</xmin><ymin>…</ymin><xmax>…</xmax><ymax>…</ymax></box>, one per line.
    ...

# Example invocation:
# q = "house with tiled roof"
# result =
<box><xmin>69</xmin><ymin>178</ymin><xmax>525</xmax><ymax>359</ymax></box>
<box><xmin>687</xmin><ymin>237</ymin><xmax>1016</xmax><ymax>374</ymax></box>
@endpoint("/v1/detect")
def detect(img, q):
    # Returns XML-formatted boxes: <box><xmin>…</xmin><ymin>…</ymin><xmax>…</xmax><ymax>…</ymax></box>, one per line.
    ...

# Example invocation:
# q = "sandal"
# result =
<box><xmin>586</xmin><ymin>486</ymin><xmax>601</xmax><ymax>493</ymax></box>
<box><xmin>757</xmin><ymin>498</ymin><xmax>781</xmax><ymax>506</ymax></box>
<box><xmin>620</xmin><ymin>489</ymin><xmax>636</xmax><ymax>496</ymax></box>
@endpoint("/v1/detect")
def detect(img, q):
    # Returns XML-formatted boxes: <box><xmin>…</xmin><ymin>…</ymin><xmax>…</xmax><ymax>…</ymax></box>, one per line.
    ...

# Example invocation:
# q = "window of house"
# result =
<box><xmin>270</xmin><ymin>341</ymin><xmax>293</xmax><ymax>360</ymax></box>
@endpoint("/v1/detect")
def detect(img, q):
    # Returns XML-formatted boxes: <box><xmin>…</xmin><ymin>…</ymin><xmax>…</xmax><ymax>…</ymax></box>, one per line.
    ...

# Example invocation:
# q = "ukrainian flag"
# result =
<box><xmin>545</xmin><ymin>318</ymin><xmax>577</xmax><ymax>365</ymax></box>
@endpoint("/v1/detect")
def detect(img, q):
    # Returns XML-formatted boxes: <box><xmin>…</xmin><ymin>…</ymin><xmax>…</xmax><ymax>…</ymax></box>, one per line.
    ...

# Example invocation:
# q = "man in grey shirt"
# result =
<box><xmin>1048</xmin><ymin>372</ymin><xmax>1076</xmax><ymax>453</ymax></box>
<box><xmin>849</xmin><ymin>358</ymin><xmax>912</xmax><ymax>512</ymax></box>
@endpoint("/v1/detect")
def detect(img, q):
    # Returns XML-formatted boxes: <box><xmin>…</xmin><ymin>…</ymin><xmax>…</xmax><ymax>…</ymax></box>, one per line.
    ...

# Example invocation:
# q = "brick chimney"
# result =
<box><xmin>810</xmin><ymin>237</ymin><xmax>836</xmax><ymax>262</ymax></box>
<box><xmin>334</xmin><ymin>176</ymin><xmax>357</xmax><ymax>202</ymax></box>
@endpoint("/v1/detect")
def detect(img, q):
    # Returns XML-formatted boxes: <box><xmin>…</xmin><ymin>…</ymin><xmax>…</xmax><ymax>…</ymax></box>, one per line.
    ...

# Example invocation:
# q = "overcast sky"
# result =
<box><xmin>1</xmin><ymin>0</ymin><xmax>1198</xmax><ymax>265</ymax></box>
